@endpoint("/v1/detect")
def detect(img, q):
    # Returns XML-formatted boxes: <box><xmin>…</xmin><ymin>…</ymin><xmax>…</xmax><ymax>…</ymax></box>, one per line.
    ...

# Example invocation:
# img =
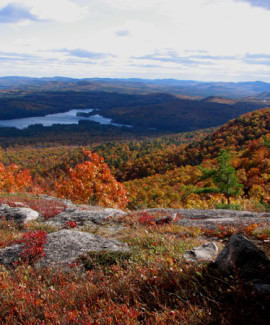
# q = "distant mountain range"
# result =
<box><xmin>1</xmin><ymin>76</ymin><xmax>270</xmax><ymax>99</ymax></box>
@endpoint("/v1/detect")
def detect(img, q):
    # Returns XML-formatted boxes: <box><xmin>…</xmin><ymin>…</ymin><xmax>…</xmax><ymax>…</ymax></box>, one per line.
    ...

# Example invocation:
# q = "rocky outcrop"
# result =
<box><xmin>213</xmin><ymin>234</ymin><xmax>270</xmax><ymax>276</ymax></box>
<box><xmin>0</xmin><ymin>230</ymin><xmax>129</xmax><ymax>269</ymax></box>
<box><xmin>144</xmin><ymin>208</ymin><xmax>270</xmax><ymax>229</ymax></box>
<box><xmin>0</xmin><ymin>204</ymin><xmax>39</xmax><ymax>224</ymax></box>
<box><xmin>183</xmin><ymin>242</ymin><xmax>218</xmax><ymax>262</ymax></box>
<box><xmin>39</xmin><ymin>194</ymin><xmax>75</xmax><ymax>208</ymax></box>
<box><xmin>46</xmin><ymin>207</ymin><xmax>126</xmax><ymax>228</ymax></box>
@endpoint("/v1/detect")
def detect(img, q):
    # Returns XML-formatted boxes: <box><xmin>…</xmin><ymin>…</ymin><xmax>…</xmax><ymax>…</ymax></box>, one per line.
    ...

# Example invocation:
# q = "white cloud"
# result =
<box><xmin>98</xmin><ymin>0</ymin><xmax>270</xmax><ymax>57</ymax></box>
<box><xmin>0</xmin><ymin>0</ymin><xmax>270</xmax><ymax>81</ymax></box>
<box><xmin>102</xmin><ymin>0</ymin><xmax>161</xmax><ymax>11</ymax></box>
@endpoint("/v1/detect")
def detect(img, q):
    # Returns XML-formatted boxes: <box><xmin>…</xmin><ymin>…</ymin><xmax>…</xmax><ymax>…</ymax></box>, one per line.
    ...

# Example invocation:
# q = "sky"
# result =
<box><xmin>0</xmin><ymin>0</ymin><xmax>270</xmax><ymax>81</ymax></box>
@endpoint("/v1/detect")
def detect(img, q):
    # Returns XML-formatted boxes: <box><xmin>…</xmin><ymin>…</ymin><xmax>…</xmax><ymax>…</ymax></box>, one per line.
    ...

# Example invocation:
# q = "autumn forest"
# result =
<box><xmin>0</xmin><ymin>106</ymin><xmax>269</xmax><ymax>212</ymax></box>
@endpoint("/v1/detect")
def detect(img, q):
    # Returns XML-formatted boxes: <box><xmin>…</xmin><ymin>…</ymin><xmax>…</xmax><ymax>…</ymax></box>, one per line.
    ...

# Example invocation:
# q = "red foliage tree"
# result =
<box><xmin>54</xmin><ymin>150</ymin><xmax>128</xmax><ymax>209</ymax></box>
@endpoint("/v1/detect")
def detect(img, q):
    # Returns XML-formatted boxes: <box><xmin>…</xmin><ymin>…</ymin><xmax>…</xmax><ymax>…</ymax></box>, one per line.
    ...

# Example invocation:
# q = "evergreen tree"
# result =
<box><xmin>195</xmin><ymin>149</ymin><xmax>243</xmax><ymax>205</ymax></box>
<box><xmin>263</xmin><ymin>135</ymin><xmax>270</xmax><ymax>149</ymax></box>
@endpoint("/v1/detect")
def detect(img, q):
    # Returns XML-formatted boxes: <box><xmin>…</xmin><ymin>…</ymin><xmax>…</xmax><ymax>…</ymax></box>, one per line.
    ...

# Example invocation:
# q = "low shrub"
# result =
<box><xmin>0</xmin><ymin>194</ymin><xmax>67</xmax><ymax>219</ymax></box>
<box><xmin>202</xmin><ymin>222</ymin><xmax>270</xmax><ymax>241</ymax></box>
<box><xmin>1</xmin><ymin>262</ymin><xmax>269</xmax><ymax>324</ymax></box>
<box><xmin>138</xmin><ymin>212</ymin><xmax>155</xmax><ymax>225</ymax></box>
<box><xmin>214</xmin><ymin>202</ymin><xmax>242</xmax><ymax>210</ymax></box>
<box><xmin>80</xmin><ymin>250</ymin><xmax>132</xmax><ymax>270</ymax></box>
<box><xmin>27</xmin><ymin>199</ymin><xmax>66</xmax><ymax>219</ymax></box>
<box><xmin>16</xmin><ymin>230</ymin><xmax>47</xmax><ymax>264</ymax></box>
<box><xmin>65</xmin><ymin>221</ymin><xmax>78</xmax><ymax>228</ymax></box>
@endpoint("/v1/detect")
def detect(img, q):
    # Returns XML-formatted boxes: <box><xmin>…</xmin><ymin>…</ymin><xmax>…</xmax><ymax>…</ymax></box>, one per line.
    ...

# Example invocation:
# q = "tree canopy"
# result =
<box><xmin>54</xmin><ymin>150</ymin><xmax>128</xmax><ymax>209</ymax></box>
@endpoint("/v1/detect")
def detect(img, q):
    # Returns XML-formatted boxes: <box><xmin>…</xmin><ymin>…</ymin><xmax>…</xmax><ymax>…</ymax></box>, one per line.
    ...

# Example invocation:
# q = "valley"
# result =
<box><xmin>0</xmin><ymin>78</ymin><xmax>269</xmax><ymax>148</ymax></box>
<box><xmin>0</xmin><ymin>78</ymin><xmax>269</xmax><ymax>212</ymax></box>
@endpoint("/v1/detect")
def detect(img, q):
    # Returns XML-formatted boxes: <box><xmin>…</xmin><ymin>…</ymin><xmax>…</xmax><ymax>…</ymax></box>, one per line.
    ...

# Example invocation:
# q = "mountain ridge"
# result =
<box><xmin>1</xmin><ymin>76</ymin><xmax>270</xmax><ymax>98</ymax></box>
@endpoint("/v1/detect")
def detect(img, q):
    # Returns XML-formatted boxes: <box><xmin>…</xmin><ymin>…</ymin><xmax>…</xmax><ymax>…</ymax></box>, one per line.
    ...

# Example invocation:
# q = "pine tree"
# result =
<box><xmin>195</xmin><ymin>150</ymin><xmax>243</xmax><ymax>205</ymax></box>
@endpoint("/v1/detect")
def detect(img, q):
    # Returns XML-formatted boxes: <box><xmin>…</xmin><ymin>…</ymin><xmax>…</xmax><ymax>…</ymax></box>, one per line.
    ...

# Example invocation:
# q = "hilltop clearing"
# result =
<box><xmin>0</xmin><ymin>194</ymin><xmax>269</xmax><ymax>324</ymax></box>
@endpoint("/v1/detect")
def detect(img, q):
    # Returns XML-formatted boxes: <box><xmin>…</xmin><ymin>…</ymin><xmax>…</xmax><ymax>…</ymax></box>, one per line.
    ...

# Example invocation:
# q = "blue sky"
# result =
<box><xmin>0</xmin><ymin>0</ymin><xmax>270</xmax><ymax>81</ymax></box>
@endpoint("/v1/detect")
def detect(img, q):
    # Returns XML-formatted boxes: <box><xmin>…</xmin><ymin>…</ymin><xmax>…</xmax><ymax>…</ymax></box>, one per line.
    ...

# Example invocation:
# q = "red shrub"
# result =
<box><xmin>0</xmin><ymin>198</ymin><xmax>25</xmax><ymax>207</ymax></box>
<box><xmin>17</xmin><ymin>230</ymin><xmax>47</xmax><ymax>264</ymax></box>
<box><xmin>27</xmin><ymin>199</ymin><xmax>66</xmax><ymax>219</ymax></box>
<box><xmin>138</xmin><ymin>212</ymin><xmax>155</xmax><ymax>225</ymax></box>
<box><xmin>0</xmin><ymin>197</ymin><xmax>67</xmax><ymax>219</ymax></box>
<box><xmin>202</xmin><ymin>222</ymin><xmax>268</xmax><ymax>240</ymax></box>
<box><xmin>65</xmin><ymin>221</ymin><xmax>78</xmax><ymax>228</ymax></box>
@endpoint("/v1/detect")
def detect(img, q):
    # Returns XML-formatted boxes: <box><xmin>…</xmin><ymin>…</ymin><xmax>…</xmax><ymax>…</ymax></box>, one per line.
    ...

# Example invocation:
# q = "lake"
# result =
<box><xmin>0</xmin><ymin>109</ymin><xmax>132</xmax><ymax>129</ymax></box>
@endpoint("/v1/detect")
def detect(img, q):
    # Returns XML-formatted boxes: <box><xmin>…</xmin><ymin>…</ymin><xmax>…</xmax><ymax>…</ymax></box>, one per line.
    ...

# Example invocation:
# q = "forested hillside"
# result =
<box><xmin>101</xmin><ymin>97</ymin><xmax>267</xmax><ymax>132</ymax></box>
<box><xmin>125</xmin><ymin>108</ymin><xmax>270</xmax><ymax>209</ymax></box>
<box><xmin>0</xmin><ymin>128</ymin><xmax>214</xmax><ymax>189</ymax></box>
<box><xmin>0</xmin><ymin>91</ymin><xmax>174</xmax><ymax>119</ymax></box>
<box><xmin>183</xmin><ymin>107</ymin><xmax>270</xmax><ymax>162</ymax></box>
<box><xmin>1</xmin><ymin>108</ymin><xmax>269</xmax><ymax>212</ymax></box>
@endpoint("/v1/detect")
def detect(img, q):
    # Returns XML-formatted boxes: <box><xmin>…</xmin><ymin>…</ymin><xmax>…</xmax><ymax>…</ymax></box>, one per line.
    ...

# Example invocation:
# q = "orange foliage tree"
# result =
<box><xmin>0</xmin><ymin>162</ymin><xmax>33</xmax><ymax>193</ymax></box>
<box><xmin>54</xmin><ymin>150</ymin><xmax>128</xmax><ymax>209</ymax></box>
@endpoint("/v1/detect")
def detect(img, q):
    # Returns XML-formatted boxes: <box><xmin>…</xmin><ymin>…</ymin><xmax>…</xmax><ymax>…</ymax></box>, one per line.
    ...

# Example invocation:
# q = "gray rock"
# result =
<box><xmin>142</xmin><ymin>208</ymin><xmax>270</xmax><ymax>229</ymax></box>
<box><xmin>0</xmin><ymin>230</ymin><xmax>129</xmax><ymax>269</ymax></box>
<box><xmin>39</xmin><ymin>194</ymin><xmax>75</xmax><ymax>208</ymax></box>
<box><xmin>252</xmin><ymin>284</ymin><xmax>270</xmax><ymax>294</ymax></box>
<box><xmin>13</xmin><ymin>202</ymin><xmax>26</xmax><ymax>207</ymax></box>
<box><xmin>0</xmin><ymin>244</ymin><xmax>23</xmax><ymax>267</ymax></box>
<box><xmin>46</xmin><ymin>207</ymin><xmax>126</xmax><ymax>228</ymax></box>
<box><xmin>183</xmin><ymin>242</ymin><xmax>218</xmax><ymax>262</ymax></box>
<box><xmin>37</xmin><ymin>230</ymin><xmax>129</xmax><ymax>268</ymax></box>
<box><xmin>0</xmin><ymin>204</ymin><xmax>39</xmax><ymax>224</ymax></box>
<box><xmin>214</xmin><ymin>234</ymin><xmax>270</xmax><ymax>273</ymax></box>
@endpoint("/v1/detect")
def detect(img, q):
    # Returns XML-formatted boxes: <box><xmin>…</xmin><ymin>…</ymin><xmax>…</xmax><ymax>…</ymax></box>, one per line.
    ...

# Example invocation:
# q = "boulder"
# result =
<box><xmin>46</xmin><ymin>207</ymin><xmax>126</xmax><ymax>228</ymax></box>
<box><xmin>37</xmin><ymin>230</ymin><xmax>129</xmax><ymax>268</ymax></box>
<box><xmin>0</xmin><ymin>244</ymin><xmax>22</xmax><ymax>268</ymax></box>
<box><xmin>252</xmin><ymin>284</ymin><xmax>270</xmax><ymax>295</ymax></box>
<box><xmin>214</xmin><ymin>234</ymin><xmax>270</xmax><ymax>274</ymax></box>
<box><xmin>0</xmin><ymin>230</ymin><xmax>129</xmax><ymax>269</ymax></box>
<box><xmin>183</xmin><ymin>242</ymin><xmax>218</xmax><ymax>262</ymax></box>
<box><xmin>0</xmin><ymin>204</ymin><xmax>39</xmax><ymax>224</ymax></box>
